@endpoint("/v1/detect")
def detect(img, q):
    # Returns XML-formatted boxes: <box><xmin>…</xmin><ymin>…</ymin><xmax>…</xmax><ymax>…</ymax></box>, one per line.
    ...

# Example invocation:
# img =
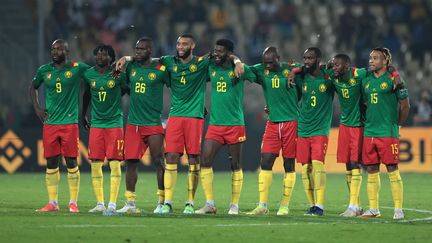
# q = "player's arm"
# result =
<box><xmin>288</xmin><ymin>65</ymin><xmax>304</xmax><ymax>88</ymax></box>
<box><xmin>399</xmin><ymin>97</ymin><xmax>410</xmax><ymax>125</ymax></box>
<box><xmin>81</xmin><ymin>82</ymin><xmax>91</xmax><ymax>130</ymax></box>
<box><xmin>228</xmin><ymin>54</ymin><xmax>244</xmax><ymax>78</ymax></box>
<box><xmin>387</xmin><ymin>65</ymin><xmax>404</xmax><ymax>91</ymax></box>
<box><xmin>29</xmin><ymin>83</ymin><xmax>48</xmax><ymax>123</ymax></box>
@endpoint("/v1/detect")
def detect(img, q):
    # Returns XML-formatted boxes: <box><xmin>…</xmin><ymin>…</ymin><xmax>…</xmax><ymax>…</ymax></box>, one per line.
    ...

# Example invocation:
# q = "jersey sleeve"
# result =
<box><xmin>250</xmin><ymin>64</ymin><xmax>263</xmax><ymax>85</ymax></box>
<box><xmin>32</xmin><ymin>66</ymin><xmax>45</xmax><ymax>88</ymax></box>
<box><xmin>242</xmin><ymin>65</ymin><xmax>257</xmax><ymax>83</ymax></box>
<box><xmin>79</xmin><ymin>62</ymin><xmax>91</xmax><ymax>72</ymax></box>
<box><xmin>159</xmin><ymin>55</ymin><xmax>173</xmax><ymax>66</ymax></box>
<box><xmin>396</xmin><ymin>79</ymin><xmax>409</xmax><ymax>100</ymax></box>
<box><xmin>355</xmin><ymin>67</ymin><xmax>368</xmax><ymax>79</ymax></box>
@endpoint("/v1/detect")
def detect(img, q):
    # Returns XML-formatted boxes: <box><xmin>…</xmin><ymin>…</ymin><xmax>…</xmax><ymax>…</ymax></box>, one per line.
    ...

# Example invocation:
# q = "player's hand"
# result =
<box><xmin>234</xmin><ymin>62</ymin><xmax>244</xmax><ymax>78</ymax></box>
<box><xmin>82</xmin><ymin>116</ymin><xmax>90</xmax><ymax>130</ymax></box>
<box><xmin>111</xmin><ymin>69</ymin><xmax>121</xmax><ymax>79</ymax></box>
<box><xmin>264</xmin><ymin>105</ymin><xmax>270</xmax><ymax>115</ymax></box>
<box><xmin>287</xmin><ymin>72</ymin><xmax>296</xmax><ymax>88</ymax></box>
<box><xmin>115</xmin><ymin>57</ymin><xmax>127</xmax><ymax>72</ymax></box>
<box><xmin>35</xmin><ymin>107</ymin><xmax>48</xmax><ymax>123</ymax></box>
<box><xmin>392</xmin><ymin>74</ymin><xmax>404</xmax><ymax>91</ymax></box>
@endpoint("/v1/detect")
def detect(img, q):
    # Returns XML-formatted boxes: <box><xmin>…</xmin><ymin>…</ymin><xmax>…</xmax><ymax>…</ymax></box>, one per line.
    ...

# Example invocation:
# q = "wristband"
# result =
<box><xmin>234</xmin><ymin>59</ymin><xmax>241</xmax><ymax>65</ymax></box>
<box><xmin>125</xmin><ymin>56</ymin><xmax>132</xmax><ymax>61</ymax></box>
<box><xmin>390</xmin><ymin>71</ymin><xmax>400</xmax><ymax>78</ymax></box>
<box><xmin>292</xmin><ymin>67</ymin><xmax>302</xmax><ymax>73</ymax></box>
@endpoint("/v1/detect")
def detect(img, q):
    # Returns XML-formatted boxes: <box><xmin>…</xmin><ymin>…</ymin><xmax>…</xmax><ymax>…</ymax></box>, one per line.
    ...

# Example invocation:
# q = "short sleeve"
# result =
<box><xmin>32</xmin><ymin>66</ymin><xmax>44</xmax><ymax>88</ymax></box>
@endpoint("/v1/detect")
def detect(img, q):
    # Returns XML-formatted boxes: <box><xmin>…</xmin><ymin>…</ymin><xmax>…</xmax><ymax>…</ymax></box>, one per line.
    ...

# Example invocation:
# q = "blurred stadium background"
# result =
<box><xmin>0</xmin><ymin>0</ymin><xmax>431</xmax><ymax>173</ymax></box>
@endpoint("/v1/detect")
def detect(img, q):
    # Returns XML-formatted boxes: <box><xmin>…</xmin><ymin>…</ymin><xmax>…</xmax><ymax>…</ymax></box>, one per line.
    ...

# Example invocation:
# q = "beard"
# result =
<box><xmin>304</xmin><ymin>63</ymin><xmax>317</xmax><ymax>73</ymax></box>
<box><xmin>177</xmin><ymin>48</ymin><xmax>192</xmax><ymax>59</ymax></box>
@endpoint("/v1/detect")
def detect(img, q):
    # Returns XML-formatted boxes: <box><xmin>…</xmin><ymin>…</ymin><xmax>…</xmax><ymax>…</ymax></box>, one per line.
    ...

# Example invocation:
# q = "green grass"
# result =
<box><xmin>0</xmin><ymin>172</ymin><xmax>431</xmax><ymax>242</ymax></box>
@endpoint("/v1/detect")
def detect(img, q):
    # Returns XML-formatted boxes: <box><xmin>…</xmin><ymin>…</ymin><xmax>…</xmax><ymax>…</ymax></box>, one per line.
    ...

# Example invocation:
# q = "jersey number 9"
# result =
<box><xmin>55</xmin><ymin>83</ymin><xmax>62</xmax><ymax>93</ymax></box>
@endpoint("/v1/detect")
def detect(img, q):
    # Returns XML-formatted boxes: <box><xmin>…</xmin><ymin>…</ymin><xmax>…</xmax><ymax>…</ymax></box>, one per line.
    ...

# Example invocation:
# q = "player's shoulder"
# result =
<box><xmin>252</xmin><ymin>63</ymin><xmax>264</xmax><ymax>71</ymax></box>
<box><xmin>151</xmin><ymin>59</ymin><xmax>167</xmax><ymax>72</ymax></box>
<box><xmin>37</xmin><ymin>63</ymin><xmax>53</xmax><ymax>72</ymax></box>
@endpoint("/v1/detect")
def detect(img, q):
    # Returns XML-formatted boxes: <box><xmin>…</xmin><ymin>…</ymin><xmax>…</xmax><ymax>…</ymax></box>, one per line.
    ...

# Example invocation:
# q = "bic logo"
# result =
<box><xmin>0</xmin><ymin>130</ymin><xmax>31</xmax><ymax>173</ymax></box>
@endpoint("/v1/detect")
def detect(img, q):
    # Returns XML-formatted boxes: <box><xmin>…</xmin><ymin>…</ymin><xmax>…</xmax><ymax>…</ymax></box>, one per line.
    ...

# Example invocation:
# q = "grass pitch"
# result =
<box><xmin>0</xmin><ymin>172</ymin><xmax>431</xmax><ymax>242</ymax></box>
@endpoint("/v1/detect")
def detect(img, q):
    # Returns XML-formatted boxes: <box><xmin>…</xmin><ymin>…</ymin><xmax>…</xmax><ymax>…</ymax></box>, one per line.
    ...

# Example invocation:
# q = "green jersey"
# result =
<box><xmin>208</xmin><ymin>63</ymin><xmax>256</xmax><ymax>126</ymax></box>
<box><xmin>298</xmin><ymin>68</ymin><xmax>335</xmax><ymax>137</ymax></box>
<box><xmin>32</xmin><ymin>61</ymin><xmax>90</xmax><ymax>125</ymax></box>
<box><xmin>126</xmin><ymin>61</ymin><xmax>169</xmax><ymax>126</ymax></box>
<box><xmin>331</xmin><ymin>67</ymin><xmax>367</xmax><ymax>127</ymax></box>
<box><xmin>83</xmin><ymin>67</ymin><xmax>127</xmax><ymax>128</ymax></box>
<box><xmin>160</xmin><ymin>55</ymin><xmax>209</xmax><ymax>118</ymax></box>
<box><xmin>251</xmin><ymin>62</ymin><xmax>302</xmax><ymax>122</ymax></box>
<box><xmin>362</xmin><ymin>71</ymin><xmax>408</xmax><ymax>138</ymax></box>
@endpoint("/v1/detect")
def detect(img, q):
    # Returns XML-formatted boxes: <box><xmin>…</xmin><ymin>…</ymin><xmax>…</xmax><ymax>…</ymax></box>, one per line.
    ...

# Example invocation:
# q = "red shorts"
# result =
<box><xmin>43</xmin><ymin>124</ymin><xmax>79</xmax><ymax>158</ymax></box>
<box><xmin>337</xmin><ymin>124</ymin><xmax>364</xmax><ymax>163</ymax></box>
<box><xmin>124</xmin><ymin>124</ymin><xmax>165</xmax><ymax>160</ymax></box>
<box><xmin>165</xmin><ymin>116</ymin><xmax>204</xmax><ymax>155</ymax></box>
<box><xmin>296</xmin><ymin>136</ymin><xmax>328</xmax><ymax>164</ymax></box>
<box><xmin>205</xmin><ymin>125</ymin><xmax>246</xmax><ymax>145</ymax></box>
<box><xmin>88</xmin><ymin>127</ymin><xmax>124</xmax><ymax>160</ymax></box>
<box><xmin>261</xmin><ymin>120</ymin><xmax>297</xmax><ymax>158</ymax></box>
<box><xmin>362</xmin><ymin>137</ymin><xmax>400</xmax><ymax>165</ymax></box>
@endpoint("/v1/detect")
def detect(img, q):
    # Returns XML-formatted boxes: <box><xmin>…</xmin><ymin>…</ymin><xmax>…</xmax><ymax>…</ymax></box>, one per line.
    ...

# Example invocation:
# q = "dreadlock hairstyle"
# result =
<box><xmin>93</xmin><ymin>44</ymin><xmax>116</xmax><ymax>65</ymax></box>
<box><xmin>372</xmin><ymin>47</ymin><xmax>392</xmax><ymax>65</ymax></box>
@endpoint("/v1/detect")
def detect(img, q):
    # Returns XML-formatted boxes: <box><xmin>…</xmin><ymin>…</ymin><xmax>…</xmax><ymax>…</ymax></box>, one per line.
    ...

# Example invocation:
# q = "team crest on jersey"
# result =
<box><xmin>319</xmin><ymin>83</ymin><xmax>327</xmax><ymax>92</ymax></box>
<box><xmin>107</xmin><ymin>80</ymin><xmax>115</xmax><ymax>88</ymax></box>
<box><xmin>212</xmin><ymin>71</ymin><xmax>216</xmax><ymax>77</ymax></box>
<box><xmin>47</xmin><ymin>73</ymin><xmax>51</xmax><ymax>80</ymax></box>
<box><xmin>148</xmin><ymin>72</ymin><xmax>156</xmax><ymax>80</ymax></box>
<box><xmin>283</xmin><ymin>69</ymin><xmax>289</xmax><ymax>77</ymax></box>
<box><xmin>64</xmin><ymin>71</ymin><xmax>72</xmax><ymax>78</ymax></box>
<box><xmin>189</xmin><ymin>64</ymin><xmax>197</xmax><ymax>72</ymax></box>
<box><xmin>349</xmin><ymin>79</ymin><xmax>356</xmax><ymax>86</ymax></box>
<box><xmin>380</xmin><ymin>82</ymin><xmax>388</xmax><ymax>90</ymax></box>
<box><xmin>91</xmin><ymin>80</ymin><xmax>96</xmax><ymax>88</ymax></box>
<box><xmin>264</xmin><ymin>69</ymin><xmax>270</xmax><ymax>76</ymax></box>
<box><xmin>228</xmin><ymin>71</ymin><xmax>235</xmax><ymax>78</ymax></box>
<box><xmin>132</xmin><ymin>70</ymin><xmax>136</xmax><ymax>77</ymax></box>
<box><xmin>173</xmin><ymin>65</ymin><xmax>178</xmax><ymax>73</ymax></box>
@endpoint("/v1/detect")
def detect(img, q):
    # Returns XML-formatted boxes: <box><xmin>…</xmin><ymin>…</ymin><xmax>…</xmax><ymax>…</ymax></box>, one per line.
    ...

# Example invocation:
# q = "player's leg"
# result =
<box><xmin>359</xmin><ymin>137</ymin><xmax>381</xmax><ymax>218</ymax></box>
<box><xmin>195</xmin><ymin>138</ymin><xmax>222</xmax><ymax>214</ymax></box>
<box><xmin>105</xmin><ymin>128</ymin><xmax>124</xmax><ymax>213</ymax></box>
<box><xmin>183</xmin><ymin>117</ymin><xmax>204</xmax><ymax>214</ymax></box>
<box><xmin>147</xmin><ymin>134</ymin><xmax>165</xmax><ymax>213</ymax></box>
<box><xmin>162</xmin><ymin>117</ymin><xmax>185</xmax><ymax>213</ymax></box>
<box><xmin>310</xmin><ymin>136</ymin><xmax>328</xmax><ymax>216</ymax></box>
<box><xmin>36</xmin><ymin>155</ymin><xmax>61</xmax><ymax>212</ymax></box>
<box><xmin>278</xmin><ymin>121</ymin><xmax>297</xmax><ymax>216</ymax></box>
<box><xmin>36</xmin><ymin>124</ymin><xmax>62</xmax><ymax>212</ymax></box>
<box><xmin>62</xmin><ymin>124</ymin><xmax>80</xmax><ymax>213</ymax></box>
<box><xmin>228</xmin><ymin>141</ymin><xmax>243</xmax><ymax>215</ymax></box>
<box><xmin>88</xmin><ymin>128</ymin><xmax>106</xmax><ymax>213</ymax></box>
<box><xmin>248</xmin><ymin>121</ymin><xmax>278</xmax><ymax>215</ymax></box>
<box><xmin>117</xmin><ymin>124</ymin><xmax>144</xmax><ymax>213</ymax></box>
<box><xmin>297</xmin><ymin>137</ymin><xmax>315</xmax><ymax>215</ymax></box>
<box><xmin>277</xmin><ymin>157</ymin><xmax>296</xmax><ymax>216</ymax></box>
<box><xmin>382</xmin><ymin>138</ymin><xmax>403</xmax><ymax>219</ymax></box>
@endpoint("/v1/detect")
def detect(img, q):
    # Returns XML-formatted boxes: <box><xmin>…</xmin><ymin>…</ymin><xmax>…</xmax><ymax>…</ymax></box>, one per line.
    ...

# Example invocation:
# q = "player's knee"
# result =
<box><xmin>65</xmin><ymin>157</ymin><xmax>77</xmax><ymax>168</ymax></box>
<box><xmin>151</xmin><ymin>155</ymin><xmax>164</xmax><ymax>168</ymax></box>
<box><xmin>188</xmin><ymin>154</ymin><xmax>200</xmax><ymax>165</ymax></box>
<box><xmin>386</xmin><ymin>164</ymin><xmax>398</xmax><ymax>172</ymax></box>
<box><xmin>230</xmin><ymin>160</ymin><xmax>241</xmax><ymax>171</ymax></box>
<box><xmin>166</xmin><ymin>152</ymin><xmax>180</xmax><ymax>164</ymax></box>
<box><xmin>260</xmin><ymin>153</ymin><xmax>276</xmax><ymax>170</ymax></box>
<box><xmin>366</xmin><ymin>164</ymin><xmax>380</xmax><ymax>173</ymax></box>
<box><xmin>283</xmin><ymin>158</ymin><xmax>295</xmax><ymax>172</ymax></box>
<box><xmin>46</xmin><ymin>156</ymin><xmax>60</xmax><ymax>169</ymax></box>
<box><xmin>347</xmin><ymin>161</ymin><xmax>360</xmax><ymax>170</ymax></box>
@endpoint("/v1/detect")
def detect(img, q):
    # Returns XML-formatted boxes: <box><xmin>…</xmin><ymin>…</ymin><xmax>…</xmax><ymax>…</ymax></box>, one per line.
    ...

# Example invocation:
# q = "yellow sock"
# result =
<box><xmin>91</xmin><ymin>162</ymin><xmax>104</xmax><ymax>203</ymax></box>
<box><xmin>301</xmin><ymin>164</ymin><xmax>314</xmax><ymax>205</ymax></box>
<box><xmin>312</xmin><ymin>160</ymin><xmax>326</xmax><ymax>206</ymax></box>
<box><xmin>280</xmin><ymin>172</ymin><xmax>296</xmax><ymax>207</ymax></box>
<box><xmin>258</xmin><ymin>170</ymin><xmax>272</xmax><ymax>205</ymax></box>
<box><xmin>231</xmin><ymin>169</ymin><xmax>243</xmax><ymax>205</ymax></box>
<box><xmin>164</xmin><ymin>164</ymin><xmax>177</xmax><ymax>202</ymax></box>
<box><xmin>67</xmin><ymin>166</ymin><xmax>80</xmax><ymax>202</ymax></box>
<box><xmin>200</xmin><ymin>167</ymin><xmax>214</xmax><ymax>201</ymax></box>
<box><xmin>46</xmin><ymin>168</ymin><xmax>60</xmax><ymax>202</ymax></box>
<box><xmin>345</xmin><ymin>170</ymin><xmax>352</xmax><ymax>193</ymax></box>
<box><xmin>388</xmin><ymin>170</ymin><xmax>403</xmax><ymax>209</ymax></box>
<box><xmin>350</xmin><ymin>168</ymin><xmax>362</xmax><ymax>207</ymax></box>
<box><xmin>187</xmin><ymin>164</ymin><xmax>200</xmax><ymax>202</ymax></box>
<box><xmin>367</xmin><ymin>172</ymin><xmax>381</xmax><ymax>209</ymax></box>
<box><xmin>109</xmin><ymin>160</ymin><xmax>121</xmax><ymax>204</ymax></box>
<box><xmin>157</xmin><ymin>189</ymin><xmax>165</xmax><ymax>204</ymax></box>
<box><xmin>124</xmin><ymin>190</ymin><xmax>136</xmax><ymax>202</ymax></box>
